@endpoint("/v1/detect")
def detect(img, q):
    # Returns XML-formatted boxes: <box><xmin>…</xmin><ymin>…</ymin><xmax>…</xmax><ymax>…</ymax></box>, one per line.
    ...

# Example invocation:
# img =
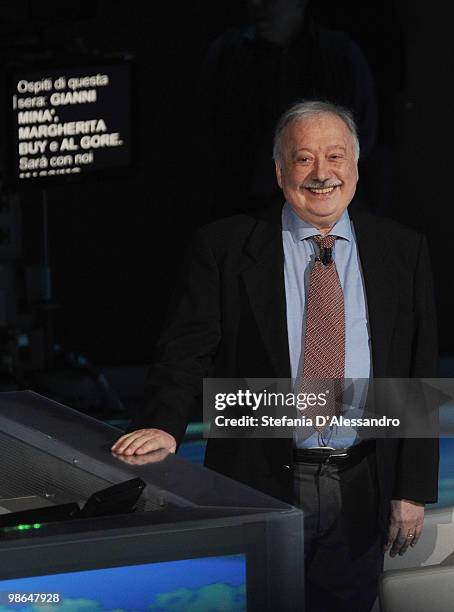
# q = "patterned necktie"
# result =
<box><xmin>301</xmin><ymin>235</ymin><xmax>345</xmax><ymax>431</ymax></box>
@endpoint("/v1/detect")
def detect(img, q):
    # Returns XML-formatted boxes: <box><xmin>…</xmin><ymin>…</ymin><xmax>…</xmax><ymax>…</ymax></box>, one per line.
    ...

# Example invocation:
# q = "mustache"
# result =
<box><xmin>303</xmin><ymin>180</ymin><xmax>342</xmax><ymax>189</ymax></box>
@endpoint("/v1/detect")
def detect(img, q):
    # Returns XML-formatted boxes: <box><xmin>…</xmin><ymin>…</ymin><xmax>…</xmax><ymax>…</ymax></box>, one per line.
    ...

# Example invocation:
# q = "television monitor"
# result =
<box><xmin>5</xmin><ymin>56</ymin><xmax>133</xmax><ymax>188</ymax></box>
<box><xmin>0</xmin><ymin>554</ymin><xmax>246</xmax><ymax>611</ymax></box>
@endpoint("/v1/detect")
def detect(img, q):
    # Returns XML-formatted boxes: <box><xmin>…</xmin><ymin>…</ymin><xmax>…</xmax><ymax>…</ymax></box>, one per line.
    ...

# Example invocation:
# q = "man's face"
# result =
<box><xmin>275</xmin><ymin>114</ymin><xmax>359</xmax><ymax>231</ymax></box>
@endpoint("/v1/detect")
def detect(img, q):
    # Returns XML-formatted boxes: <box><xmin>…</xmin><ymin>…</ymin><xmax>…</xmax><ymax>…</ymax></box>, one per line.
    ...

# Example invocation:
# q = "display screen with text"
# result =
<box><xmin>9</xmin><ymin>60</ymin><xmax>132</xmax><ymax>185</ymax></box>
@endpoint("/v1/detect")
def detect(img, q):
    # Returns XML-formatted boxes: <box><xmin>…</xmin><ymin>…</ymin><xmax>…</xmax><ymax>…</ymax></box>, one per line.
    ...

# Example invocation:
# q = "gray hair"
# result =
<box><xmin>273</xmin><ymin>100</ymin><xmax>360</xmax><ymax>164</ymax></box>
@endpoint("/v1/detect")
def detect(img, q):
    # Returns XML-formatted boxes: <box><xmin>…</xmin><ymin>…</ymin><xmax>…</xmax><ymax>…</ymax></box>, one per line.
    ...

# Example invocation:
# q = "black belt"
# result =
<box><xmin>293</xmin><ymin>439</ymin><xmax>375</xmax><ymax>466</ymax></box>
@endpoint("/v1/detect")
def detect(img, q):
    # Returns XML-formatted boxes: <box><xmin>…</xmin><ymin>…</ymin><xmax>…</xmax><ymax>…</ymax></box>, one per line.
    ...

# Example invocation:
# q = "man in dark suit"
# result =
<box><xmin>112</xmin><ymin>101</ymin><xmax>438</xmax><ymax>611</ymax></box>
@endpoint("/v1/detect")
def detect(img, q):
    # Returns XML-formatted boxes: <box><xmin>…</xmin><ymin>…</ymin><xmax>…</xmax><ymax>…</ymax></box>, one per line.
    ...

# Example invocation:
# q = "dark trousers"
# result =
<box><xmin>293</xmin><ymin>451</ymin><xmax>384</xmax><ymax>612</ymax></box>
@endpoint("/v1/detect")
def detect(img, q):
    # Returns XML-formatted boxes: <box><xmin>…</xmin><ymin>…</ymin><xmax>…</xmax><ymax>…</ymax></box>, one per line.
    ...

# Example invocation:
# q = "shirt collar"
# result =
<box><xmin>282</xmin><ymin>202</ymin><xmax>352</xmax><ymax>244</ymax></box>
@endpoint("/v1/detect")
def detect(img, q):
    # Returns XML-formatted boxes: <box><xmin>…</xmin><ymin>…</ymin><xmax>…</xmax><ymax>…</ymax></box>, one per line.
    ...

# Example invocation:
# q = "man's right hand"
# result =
<box><xmin>111</xmin><ymin>429</ymin><xmax>177</xmax><ymax>456</ymax></box>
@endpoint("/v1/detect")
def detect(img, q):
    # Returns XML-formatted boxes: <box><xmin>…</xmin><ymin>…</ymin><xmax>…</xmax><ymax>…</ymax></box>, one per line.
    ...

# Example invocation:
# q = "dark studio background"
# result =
<box><xmin>0</xmin><ymin>0</ymin><xmax>452</xmax><ymax>419</ymax></box>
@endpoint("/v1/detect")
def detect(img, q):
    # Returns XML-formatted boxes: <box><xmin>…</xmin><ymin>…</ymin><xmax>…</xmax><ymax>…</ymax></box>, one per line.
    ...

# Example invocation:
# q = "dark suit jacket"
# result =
<box><xmin>131</xmin><ymin>203</ymin><xmax>439</xmax><ymax>532</ymax></box>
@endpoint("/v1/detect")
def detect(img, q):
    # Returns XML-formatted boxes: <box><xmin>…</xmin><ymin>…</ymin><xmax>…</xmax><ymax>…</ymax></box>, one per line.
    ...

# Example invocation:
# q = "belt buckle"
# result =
<box><xmin>325</xmin><ymin>449</ymin><xmax>349</xmax><ymax>464</ymax></box>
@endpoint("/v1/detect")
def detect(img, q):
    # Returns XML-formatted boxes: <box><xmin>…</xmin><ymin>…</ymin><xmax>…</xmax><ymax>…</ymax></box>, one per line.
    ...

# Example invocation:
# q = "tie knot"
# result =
<box><xmin>312</xmin><ymin>234</ymin><xmax>337</xmax><ymax>249</ymax></box>
<box><xmin>311</xmin><ymin>234</ymin><xmax>337</xmax><ymax>265</ymax></box>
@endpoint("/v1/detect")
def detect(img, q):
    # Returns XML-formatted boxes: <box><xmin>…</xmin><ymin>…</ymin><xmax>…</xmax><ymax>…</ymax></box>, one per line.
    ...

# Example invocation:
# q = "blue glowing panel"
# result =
<box><xmin>0</xmin><ymin>554</ymin><xmax>246</xmax><ymax>611</ymax></box>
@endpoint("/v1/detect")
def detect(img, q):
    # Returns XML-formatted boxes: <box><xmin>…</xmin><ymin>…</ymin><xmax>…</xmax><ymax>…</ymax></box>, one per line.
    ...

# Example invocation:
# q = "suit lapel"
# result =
<box><xmin>350</xmin><ymin>209</ymin><xmax>399</xmax><ymax>376</ymax></box>
<box><xmin>240</xmin><ymin>209</ymin><xmax>292</xmax><ymax>379</ymax></box>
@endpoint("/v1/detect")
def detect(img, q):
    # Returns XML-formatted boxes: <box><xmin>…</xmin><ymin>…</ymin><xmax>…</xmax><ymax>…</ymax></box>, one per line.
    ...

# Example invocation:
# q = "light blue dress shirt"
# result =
<box><xmin>282</xmin><ymin>202</ymin><xmax>372</xmax><ymax>448</ymax></box>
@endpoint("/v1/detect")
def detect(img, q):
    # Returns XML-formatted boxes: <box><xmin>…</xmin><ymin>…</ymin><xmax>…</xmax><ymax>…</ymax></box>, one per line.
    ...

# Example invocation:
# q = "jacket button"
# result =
<box><xmin>282</xmin><ymin>464</ymin><xmax>291</xmax><ymax>470</ymax></box>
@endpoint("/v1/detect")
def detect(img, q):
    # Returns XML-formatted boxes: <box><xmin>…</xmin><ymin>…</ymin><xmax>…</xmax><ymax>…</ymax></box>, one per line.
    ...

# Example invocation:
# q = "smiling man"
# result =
<box><xmin>112</xmin><ymin>101</ymin><xmax>439</xmax><ymax>612</ymax></box>
<box><xmin>274</xmin><ymin>108</ymin><xmax>359</xmax><ymax>231</ymax></box>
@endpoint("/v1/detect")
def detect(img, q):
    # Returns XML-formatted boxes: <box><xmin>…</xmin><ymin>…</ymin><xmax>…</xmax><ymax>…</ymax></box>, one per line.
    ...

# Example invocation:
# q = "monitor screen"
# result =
<box><xmin>0</xmin><ymin>554</ymin><xmax>246</xmax><ymax>611</ymax></box>
<box><xmin>6</xmin><ymin>58</ymin><xmax>133</xmax><ymax>187</ymax></box>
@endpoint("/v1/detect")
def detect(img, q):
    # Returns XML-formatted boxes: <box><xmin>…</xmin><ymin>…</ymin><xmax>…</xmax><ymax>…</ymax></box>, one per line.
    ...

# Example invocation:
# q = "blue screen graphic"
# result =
<box><xmin>0</xmin><ymin>554</ymin><xmax>246</xmax><ymax>611</ymax></box>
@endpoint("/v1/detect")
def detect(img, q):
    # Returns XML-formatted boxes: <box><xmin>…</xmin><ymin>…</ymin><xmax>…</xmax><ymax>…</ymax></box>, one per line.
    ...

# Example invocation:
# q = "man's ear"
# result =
<box><xmin>275</xmin><ymin>162</ymin><xmax>283</xmax><ymax>189</ymax></box>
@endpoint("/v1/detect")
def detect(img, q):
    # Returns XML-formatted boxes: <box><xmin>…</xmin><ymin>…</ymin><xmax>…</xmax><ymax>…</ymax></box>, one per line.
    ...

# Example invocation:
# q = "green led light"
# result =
<box><xmin>0</xmin><ymin>523</ymin><xmax>43</xmax><ymax>533</ymax></box>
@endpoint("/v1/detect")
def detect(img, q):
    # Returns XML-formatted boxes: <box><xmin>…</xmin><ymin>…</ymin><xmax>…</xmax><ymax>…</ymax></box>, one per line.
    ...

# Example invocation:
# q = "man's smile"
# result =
<box><xmin>302</xmin><ymin>184</ymin><xmax>342</xmax><ymax>197</ymax></box>
<box><xmin>307</xmin><ymin>186</ymin><xmax>336</xmax><ymax>194</ymax></box>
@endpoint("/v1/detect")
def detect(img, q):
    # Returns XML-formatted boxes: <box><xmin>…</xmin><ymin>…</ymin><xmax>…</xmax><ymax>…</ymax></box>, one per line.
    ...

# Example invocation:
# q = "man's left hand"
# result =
<box><xmin>385</xmin><ymin>499</ymin><xmax>425</xmax><ymax>557</ymax></box>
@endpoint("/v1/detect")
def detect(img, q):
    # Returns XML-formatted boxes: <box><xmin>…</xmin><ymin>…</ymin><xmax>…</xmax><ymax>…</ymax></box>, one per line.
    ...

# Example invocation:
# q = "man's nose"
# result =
<box><xmin>312</xmin><ymin>158</ymin><xmax>331</xmax><ymax>182</ymax></box>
